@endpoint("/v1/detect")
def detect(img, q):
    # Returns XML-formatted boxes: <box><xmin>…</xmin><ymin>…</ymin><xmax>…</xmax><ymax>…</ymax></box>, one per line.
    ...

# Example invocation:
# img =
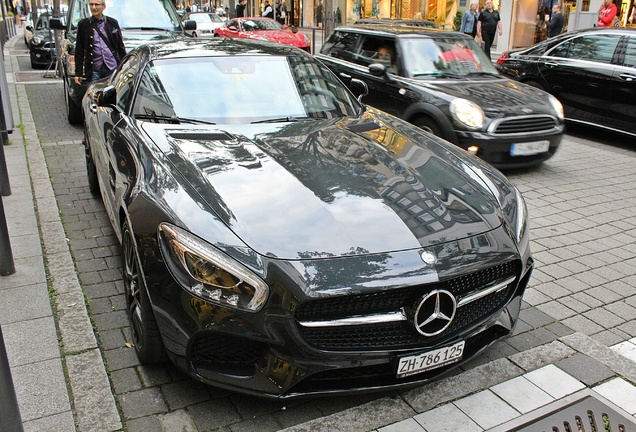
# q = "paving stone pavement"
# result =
<box><xmin>2</xmin><ymin>29</ymin><xmax>636</xmax><ymax>432</ymax></box>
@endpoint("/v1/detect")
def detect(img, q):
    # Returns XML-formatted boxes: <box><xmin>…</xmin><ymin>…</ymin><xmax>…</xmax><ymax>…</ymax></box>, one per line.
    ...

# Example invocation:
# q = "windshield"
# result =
<box><xmin>69</xmin><ymin>0</ymin><xmax>181</xmax><ymax>31</ymax></box>
<box><xmin>241</xmin><ymin>19</ymin><xmax>284</xmax><ymax>31</ymax></box>
<box><xmin>401</xmin><ymin>38</ymin><xmax>499</xmax><ymax>78</ymax></box>
<box><xmin>132</xmin><ymin>55</ymin><xmax>362</xmax><ymax>124</ymax></box>
<box><xmin>190</xmin><ymin>13</ymin><xmax>223</xmax><ymax>23</ymax></box>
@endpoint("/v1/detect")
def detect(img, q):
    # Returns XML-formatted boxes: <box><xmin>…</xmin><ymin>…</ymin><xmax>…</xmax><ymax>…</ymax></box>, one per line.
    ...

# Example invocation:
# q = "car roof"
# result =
<box><xmin>145</xmin><ymin>37</ymin><xmax>307</xmax><ymax>60</ymax></box>
<box><xmin>333</xmin><ymin>25</ymin><xmax>468</xmax><ymax>38</ymax></box>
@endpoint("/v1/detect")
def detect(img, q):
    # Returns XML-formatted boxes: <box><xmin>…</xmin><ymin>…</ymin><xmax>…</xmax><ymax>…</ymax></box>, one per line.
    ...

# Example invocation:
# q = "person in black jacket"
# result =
<box><xmin>545</xmin><ymin>4</ymin><xmax>565</xmax><ymax>37</ymax></box>
<box><xmin>236</xmin><ymin>0</ymin><xmax>246</xmax><ymax>17</ymax></box>
<box><xmin>73</xmin><ymin>0</ymin><xmax>126</xmax><ymax>86</ymax></box>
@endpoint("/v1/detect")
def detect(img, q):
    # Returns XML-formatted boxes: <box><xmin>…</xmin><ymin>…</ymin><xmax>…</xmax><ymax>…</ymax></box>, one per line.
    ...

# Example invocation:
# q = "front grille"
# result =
<box><xmin>490</xmin><ymin>115</ymin><xmax>557</xmax><ymax>135</ymax></box>
<box><xmin>296</xmin><ymin>260</ymin><xmax>519</xmax><ymax>351</ymax></box>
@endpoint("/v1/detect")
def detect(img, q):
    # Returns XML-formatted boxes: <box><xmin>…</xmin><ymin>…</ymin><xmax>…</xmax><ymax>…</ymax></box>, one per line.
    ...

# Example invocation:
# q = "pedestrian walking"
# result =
<box><xmin>236</xmin><ymin>0</ymin><xmax>246</xmax><ymax>17</ymax></box>
<box><xmin>73</xmin><ymin>0</ymin><xmax>126</xmax><ymax>86</ymax></box>
<box><xmin>477</xmin><ymin>0</ymin><xmax>502</xmax><ymax>61</ymax></box>
<box><xmin>545</xmin><ymin>4</ymin><xmax>564</xmax><ymax>37</ymax></box>
<box><xmin>596</xmin><ymin>0</ymin><xmax>617</xmax><ymax>26</ymax></box>
<box><xmin>460</xmin><ymin>1</ymin><xmax>479</xmax><ymax>38</ymax></box>
<box><xmin>262</xmin><ymin>0</ymin><xmax>274</xmax><ymax>18</ymax></box>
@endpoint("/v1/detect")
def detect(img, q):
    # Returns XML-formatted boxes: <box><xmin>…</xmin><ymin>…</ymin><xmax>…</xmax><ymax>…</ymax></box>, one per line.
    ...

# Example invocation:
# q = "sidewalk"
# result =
<box><xmin>1</xmin><ymin>29</ymin><xmax>636</xmax><ymax>432</ymax></box>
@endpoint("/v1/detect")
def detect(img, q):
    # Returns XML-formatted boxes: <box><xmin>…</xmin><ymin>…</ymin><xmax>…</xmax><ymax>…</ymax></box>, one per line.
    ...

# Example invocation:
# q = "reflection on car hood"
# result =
<box><xmin>141</xmin><ymin>112</ymin><xmax>503</xmax><ymax>259</ymax></box>
<box><xmin>415</xmin><ymin>77</ymin><xmax>550</xmax><ymax>114</ymax></box>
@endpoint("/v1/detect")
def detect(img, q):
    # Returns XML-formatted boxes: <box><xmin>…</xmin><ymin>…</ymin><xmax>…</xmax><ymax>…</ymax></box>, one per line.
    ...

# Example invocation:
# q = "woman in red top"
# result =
<box><xmin>597</xmin><ymin>0</ymin><xmax>617</xmax><ymax>27</ymax></box>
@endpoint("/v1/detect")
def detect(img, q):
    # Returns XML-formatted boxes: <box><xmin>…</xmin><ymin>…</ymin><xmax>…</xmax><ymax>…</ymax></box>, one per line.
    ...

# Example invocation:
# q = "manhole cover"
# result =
<box><xmin>509</xmin><ymin>395</ymin><xmax>635</xmax><ymax>432</ymax></box>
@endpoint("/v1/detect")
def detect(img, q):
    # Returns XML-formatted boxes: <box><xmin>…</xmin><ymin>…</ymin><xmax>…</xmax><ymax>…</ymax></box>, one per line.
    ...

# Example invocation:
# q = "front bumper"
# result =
<box><xmin>29</xmin><ymin>46</ymin><xmax>56</xmax><ymax>66</ymax></box>
<box><xmin>455</xmin><ymin>116</ymin><xmax>565</xmax><ymax>169</ymax></box>
<box><xmin>146</xmin><ymin>233</ymin><xmax>533</xmax><ymax>398</ymax></box>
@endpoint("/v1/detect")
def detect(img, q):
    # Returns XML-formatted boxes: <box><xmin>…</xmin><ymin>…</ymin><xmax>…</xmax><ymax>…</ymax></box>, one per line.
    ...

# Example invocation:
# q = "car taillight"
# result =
<box><xmin>496</xmin><ymin>53</ymin><xmax>509</xmax><ymax>65</ymax></box>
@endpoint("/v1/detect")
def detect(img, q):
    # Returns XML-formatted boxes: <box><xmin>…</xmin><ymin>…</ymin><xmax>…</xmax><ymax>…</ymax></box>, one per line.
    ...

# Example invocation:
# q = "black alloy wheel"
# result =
<box><xmin>414</xmin><ymin>116</ymin><xmax>442</xmax><ymax>137</ymax></box>
<box><xmin>122</xmin><ymin>220</ymin><xmax>167</xmax><ymax>363</ymax></box>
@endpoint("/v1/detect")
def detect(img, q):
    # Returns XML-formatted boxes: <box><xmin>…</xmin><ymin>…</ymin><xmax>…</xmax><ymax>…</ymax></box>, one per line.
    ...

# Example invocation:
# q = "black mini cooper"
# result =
<box><xmin>317</xmin><ymin>25</ymin><xmax>565</xmax><ymax>169</ymax></box>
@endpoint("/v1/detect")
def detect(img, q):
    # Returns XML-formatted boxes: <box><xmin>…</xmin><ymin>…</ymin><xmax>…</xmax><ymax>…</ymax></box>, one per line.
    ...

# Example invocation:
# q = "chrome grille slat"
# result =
<box><xmin>489</xmin><ymin>115</ymin><xmax>558</xmax><ymax>135</ymax></box>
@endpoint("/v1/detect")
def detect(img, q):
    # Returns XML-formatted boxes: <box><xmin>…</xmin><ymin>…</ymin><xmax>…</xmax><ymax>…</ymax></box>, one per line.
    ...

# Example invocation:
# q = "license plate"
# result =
<box><xmin>397</xmin><ymin>341</ymin><xmax>465</xmax><ymax>378</ymax></box>
<box><xmin>510</xmin><ymin>140</ymin><xmax>550</xmax><ymax>156</ymax></box>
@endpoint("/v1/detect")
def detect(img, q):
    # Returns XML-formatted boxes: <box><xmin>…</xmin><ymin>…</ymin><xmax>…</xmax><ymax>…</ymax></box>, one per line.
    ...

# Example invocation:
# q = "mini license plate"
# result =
<box><xmin>397</xmin><ymin>341</ymin><xmax>465</xmax><ymax>378</ymax></box>
<box><xmin>510</xmin><ymin>140</ymin><xmax>550</xmax><ymax>156</ymax></box>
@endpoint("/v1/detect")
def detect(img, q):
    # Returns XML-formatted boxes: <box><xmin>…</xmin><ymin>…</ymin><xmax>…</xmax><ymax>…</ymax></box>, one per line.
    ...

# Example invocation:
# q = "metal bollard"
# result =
<box><xmin>0</xmin><ymin>193</ymin><xmax>15</xmax><ymax>275</ymax></box>
<box><xmin>0</xmin><ymin>326</ymin><xmax>24</xmax><ymax>432</ymax></box>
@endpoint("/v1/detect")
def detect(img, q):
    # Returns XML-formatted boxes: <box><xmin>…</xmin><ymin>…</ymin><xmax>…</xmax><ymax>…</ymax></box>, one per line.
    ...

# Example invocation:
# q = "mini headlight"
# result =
<box><xmin>32</xmin><ymin>36</ymin><xmax>44</xmax><ymax>46</ymax></box>
<box><xmin>158</xmin><ymin>223</ymin><xmax>269</xmax><ymax>312</ymax></box>
<box><xmin>450</xmin><ymin>98</ymin><xmax>484</xmax><ymax>130</ymax></box>
<box><xmin>548</xmin><ymin>95</ymin><xmax>564</xmax><ymax>121</ymax></box>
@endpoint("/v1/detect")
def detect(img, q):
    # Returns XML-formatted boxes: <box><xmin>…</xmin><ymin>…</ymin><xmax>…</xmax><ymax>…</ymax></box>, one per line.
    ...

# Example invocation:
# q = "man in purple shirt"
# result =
<box><xmin>74</xmin><ymin>0</ymin><xmax>126</xmax><ymax>85</ymax></box>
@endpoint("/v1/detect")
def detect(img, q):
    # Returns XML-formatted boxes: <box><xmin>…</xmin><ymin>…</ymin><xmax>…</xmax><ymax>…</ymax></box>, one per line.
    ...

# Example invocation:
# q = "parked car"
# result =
<box><xmin>26</xmin><ymin>13</ymin><xmax>56</xmax><ymax>69</ymax></box>
<box><xmin>214</xmin><ymin>17</ymin><xmax>311</xmax><ymax>52</ymax></box>
<box><xmin>496</xmin><ymin>27</ymin><xmax>636</xmax><ymax>138</ymax></box>
<box><xmin>317</xmin><ymin>26</ymin><xmax>565</xmax><ymax>169</ymax></box>
<box><xmin>183</xmin><ymin>12</ymin><xmax>225</xmax><ymax>37</ymax></box>
<box><xmin>82</xmin><ymin>37</ymin><xmax>533</xmax><ymax>398</ymax></box>
<box><xmin>355</xmin><ymin>18</ymin><xmax>439</xmax><ymax>28</ymax></box>
<box><xmin>49</xmin><ymin>0</ymin><xmax>195</xmax><ymax>125</ymax></box>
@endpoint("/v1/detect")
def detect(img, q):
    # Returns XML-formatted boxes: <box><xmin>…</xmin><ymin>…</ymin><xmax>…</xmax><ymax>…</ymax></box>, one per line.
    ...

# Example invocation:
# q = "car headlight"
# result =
<box><xmin>158</xmin><ymin>223</ymin><xmax>269</xmax><ymax>312</ymax></box>
<box><xmin>450</xmin><ymin>98</ymin><xmax>484</xmax><ymax>130</ymax></box>
<box><xmin>511</xmin><ymin>187</ymin><xmax>530</xmax><ymax>257</ymax></box>
<box><xmin>32</xmin><ymin>36</ymin><xmax>43</xmax><ymax>46</ymax></box>
<box><xmin>548</xmin><ymin>94</ymin><xmax>564</xmax><ymax>121</ymax></box>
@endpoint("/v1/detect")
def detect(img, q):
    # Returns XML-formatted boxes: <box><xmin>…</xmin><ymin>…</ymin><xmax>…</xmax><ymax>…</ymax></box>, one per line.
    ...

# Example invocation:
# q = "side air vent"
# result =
<box><xmin>168</xmin><ymin>132</ymin><xmax>234</xmax><ymax>141</ymax></box>
<box><xmin>347</xmin><ymin>121</ymin><xmax>382</xmax><ymax>133</ymax></box>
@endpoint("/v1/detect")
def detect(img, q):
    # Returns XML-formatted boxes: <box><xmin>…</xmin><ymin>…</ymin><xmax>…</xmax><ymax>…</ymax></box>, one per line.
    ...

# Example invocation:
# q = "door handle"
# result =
<box><xmin>90</xmin><ymin>103</ymin><xmax>97</xmax><ymax>113</ymax></box>
<box><xmin>544</xmin><ymin>62</ymin><xmax>558</xmax><ymax>68</ymax></box>
<box><xmin>339</xmin><ymin>72</ymin><xmax>351</xmax><ymax>80</ymax></box>
<box><xmin>619</xmin><ymin>73</ymin><xmax>636</xmax><ymax>81</ymax></box>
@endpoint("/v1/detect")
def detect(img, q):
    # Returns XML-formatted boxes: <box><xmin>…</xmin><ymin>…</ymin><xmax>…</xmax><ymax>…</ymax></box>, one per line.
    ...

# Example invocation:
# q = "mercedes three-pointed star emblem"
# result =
<box><xmin>413</xmin><ymin>290</ymin><xmax>457</xmax><ymax>337</ymax></box>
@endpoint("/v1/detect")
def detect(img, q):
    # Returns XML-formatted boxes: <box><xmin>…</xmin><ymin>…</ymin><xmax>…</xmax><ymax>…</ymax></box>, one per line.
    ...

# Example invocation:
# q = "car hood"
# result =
<box><xmin>141</xmin><ymin>113</ymin><xmax>504</xmax><ymax>259</ymax></box>
<box><xmin>33</xmin><ymin>29</ymin><xmax>54</xmax><ymax>41</ymax></box>
<box><xmin>412</xmin><ymin>76</ymin><xmax>550</xmax><ymax>115</ymax></box>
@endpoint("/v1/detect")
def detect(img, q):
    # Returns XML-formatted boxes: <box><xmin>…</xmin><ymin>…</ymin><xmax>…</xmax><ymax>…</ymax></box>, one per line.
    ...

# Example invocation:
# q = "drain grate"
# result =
<box><xmin>509</xmin><ymin>395</ymin><xmax>635</xmax><ymax>432</ymax></box>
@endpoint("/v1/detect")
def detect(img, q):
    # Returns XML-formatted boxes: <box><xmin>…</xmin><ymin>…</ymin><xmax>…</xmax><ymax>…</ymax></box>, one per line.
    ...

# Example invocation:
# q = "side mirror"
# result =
<box><xmin>350</xmin><ymin>78</ymin><xmax>368</xmax><ymax>101</ymax></box>
<box><xmin>228</xmin><ymin>25</ymin><xmax>238</xmax><ymax>31</ymax></box>
<box><xmin>97</xmin><ymin>85</ymin><xmax>116</xmax><ymax>107</ymax></box>
<box><xmin>368</xmin><ymin>63</ymin><xmax>388</xmax><ymax>77</ymax></box>
<box><xmin>49</xmin><ymin>17</ymin><xmax>65</xmax><ymax>30</ymax></box>
<box><xmin>25</xmin><ymin>25</ymin><xmax>33</xmax><ymax>32</ymax></box>
<box><xmin>183</xmin><ymin>20</ymin><xmax>196</xmax><ymax>30</ymax></box>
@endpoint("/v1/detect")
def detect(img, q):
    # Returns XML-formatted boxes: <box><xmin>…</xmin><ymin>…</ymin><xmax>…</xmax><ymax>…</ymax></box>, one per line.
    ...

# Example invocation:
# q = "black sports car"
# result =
<box><xmin>496</xmin><ymin>27</ymin><xmax>636</xmax><ymax>138</ymax></box>
<box><xmin>27</xmin><ymin>13</ymin><xmax>56</xmax><ymax>69</ymax></box>
<box><xmin>317</xmin><ymin>26</ymin><xmax>565</xmax><ymax>169</ymax></box>
<box><xmin>83</xmin><ymin>38</ymin><xmax>533</xmax><ymax>398</ymax></box>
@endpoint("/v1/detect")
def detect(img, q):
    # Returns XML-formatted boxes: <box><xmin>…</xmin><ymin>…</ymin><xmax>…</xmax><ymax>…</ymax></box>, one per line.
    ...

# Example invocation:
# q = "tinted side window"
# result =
<box><xmin>550</xmin><ymin>34</ymin><xmax>620</xmax><ymax>63</ymax></box>
<box><xmin>321</xmin><ymin>31</ymin><xmax>359</xmax><ymax>58</ymax></box>
<box><xmin>621</xmin><ymin>36</ymin><xmax>636</xmax><ymax>68</ymax></box>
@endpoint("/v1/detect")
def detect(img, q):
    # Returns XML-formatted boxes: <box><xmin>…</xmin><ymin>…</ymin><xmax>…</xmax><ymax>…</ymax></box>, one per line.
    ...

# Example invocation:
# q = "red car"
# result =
<box><xmin>215</xmin><ymin>17</ymin><xmax>311</xmax><ymax>52</ymax></box>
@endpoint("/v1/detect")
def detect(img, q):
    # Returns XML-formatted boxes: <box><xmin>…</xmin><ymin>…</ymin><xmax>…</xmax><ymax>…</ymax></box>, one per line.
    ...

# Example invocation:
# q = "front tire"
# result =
<box><xmin>122</xmin><ymin>221</ymin><xmax>167</xmax><ymax>364</ymax></box>
<box><xmin>413</xmin><ymin>116</ymin><xmax>442</xmax><ymax>137</ymax></box>
<box><xmin>64</xmin><ymin>79</ymin><xmax>83</xmax><ymax>125</ymax></box>
<box><xmin>84</xmin><ymin>138</ymin><xmax>100</xmax><ymax>195</ymax></box>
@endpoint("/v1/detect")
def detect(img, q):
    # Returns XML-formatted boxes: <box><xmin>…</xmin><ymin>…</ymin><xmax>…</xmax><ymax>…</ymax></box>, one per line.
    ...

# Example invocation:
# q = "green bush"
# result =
<box><xmin>453</xmin><ymin>11</ymin><xmax>462</xmax><ymax>31</ymax></box>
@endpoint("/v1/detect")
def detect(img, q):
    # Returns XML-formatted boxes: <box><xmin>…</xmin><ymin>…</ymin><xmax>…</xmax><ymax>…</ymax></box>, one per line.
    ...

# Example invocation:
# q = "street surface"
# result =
<box><xmin>9</xmin><ymin>34</ymin><xmax>636</xmax><ymax>431</ymax></box>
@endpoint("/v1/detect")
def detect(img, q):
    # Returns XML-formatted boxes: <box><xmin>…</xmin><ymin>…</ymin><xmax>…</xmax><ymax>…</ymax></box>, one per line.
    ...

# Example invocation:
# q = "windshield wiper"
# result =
<box><xmin>251</xmin><ymin>116</ymin><xmax>314</xmax><ymax>124</ymax></box>
<box><xmin>134</xmin><ymin>114</ymin><xmax>216</xmax><ymax>125</ymax></box>
<box><xmin>122</xmin><ymin>27</ymin><xmax>174</xmax><ymax>32</ymax></box>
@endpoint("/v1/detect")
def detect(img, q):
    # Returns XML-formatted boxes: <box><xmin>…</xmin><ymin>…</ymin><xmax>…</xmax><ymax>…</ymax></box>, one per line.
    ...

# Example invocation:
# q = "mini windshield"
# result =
<box><xmin>401</xmin><ymin>38</ymin><xmax>499</xmax><ymax>78</ymax></box>
<box><xmin>36</xmin><ymin>14</ymin><xmax>50</xmax><ymax>30</ymax></box>
<box><xmin>132</xmin><ymin>55</ymin><xmax>362</xmax><ymax>124</ymax></box>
